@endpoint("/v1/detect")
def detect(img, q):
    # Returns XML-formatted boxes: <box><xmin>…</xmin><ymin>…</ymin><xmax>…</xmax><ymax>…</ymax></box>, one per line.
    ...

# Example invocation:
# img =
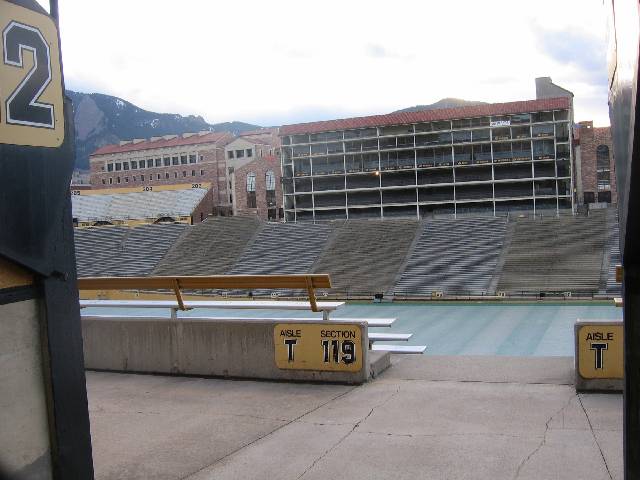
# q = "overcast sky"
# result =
<box><xmin>37</xmin><ymin>0</ymin><xmax>610</xmax><ymax>127</ymax></box>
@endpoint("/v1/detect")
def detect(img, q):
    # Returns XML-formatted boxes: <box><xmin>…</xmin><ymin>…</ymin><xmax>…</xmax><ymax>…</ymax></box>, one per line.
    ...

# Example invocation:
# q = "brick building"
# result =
<box><xmin>88</xmin><ymin>132</ymin><xmax>233</xmax><ymax>215</ymax></box>
<box><xmin>224</xmin><ymin>130</ymin><xmax>283</xmax><ymax>221</ymax></box>
<box><xmin>88</xmin><ymin>129</ymin><xmax>283</xmax><ymax>221</ymax></box>
<box><xmin>574</xmin><ymin>122</ymin><xmax>617</xmax><ymax>206</ymax></box>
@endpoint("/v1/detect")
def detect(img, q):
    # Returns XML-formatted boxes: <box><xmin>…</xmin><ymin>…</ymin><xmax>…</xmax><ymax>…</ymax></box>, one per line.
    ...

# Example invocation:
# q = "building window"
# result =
<box><xmin>141</xmin><ymin>174</ymin><xmax>145</xmax><ymax>181</ymax></box>
<box><xmin>155</xmin><ymin>158</ymin><xmax>162</xmax><ymax>167</ymax></box>
<box><xmin>191</xmin><ymin>170</ymin><xmax>196</xmax><ymax>176</ymax></box>
<box><xmin>107</xmin><ymin>163</ymin><xmax>114</xmax><ymax>172</ymax></box>
<box><xmin>117</xmin><ymin>177</ymin><xmax>121</xmax><ymax>183</ymax></box>
<box><xmin>246</xmin><ymin>172</ymin><xmax>256</xmax><ymax>208</ymax></box>
<box><xmin>596</xmin><ymin>145</ymin><xmax>611</xmax><ymax>199</ymax></box>
<box><xmin>172</xmin><ymin>156</ymin><xmax>179</xmax><ymax>166</ymax></box>
<box><xmin>183</xmin><ymin>171</ymin><xmax>187</xmax><ymax>177</ymax></box>
<box><xmin>200</xmin><ymin>169</ymin><xmax>205</xmax><ymax>176</ymax></box>
<box><xmin>157</xmin><ymin>173</ymin><xmax>161</xmax><ymax>180</ymax></box>
<box><xmin>109</xmin><ymin>178</ymin><xmax>113</xmax><ymax>184</ymax></box>
<box><xmin>265</xmin><ymin>170</ymin><xmax>276</xmax><ymax>207</ymax></box>
<box><xmin>246</xmin><ymin>149</ymin><xmax>253</xmax><ymax>157</ymax></box>
<box><xmin>125</xmin><ymin>177</ymin><xmax>129</xmax><ymax>183</ymax></box>
<box><xmin>123</xmin><ymin>162</ymin><xmax>129</xmax><ymax>171</ymax></box>
<box><xmin>132</xmin><ymin>176</ymin><xmax>136</xmax><ymax>181</ymax></box>
<box><xmin>131</xmin><ymin>161</ymin><xmax>138</xmax><ymax>169</ymax></box>
<box><xmin>228</xmin><ymin>151</ymin><xmax>234</xmax><ymax>159</ymax></box>
<box><xmin>189</xmin><ymin>154</ymin><xmax>197</xmax><ymax>164</ymax></box>
<box><xmin>102</xmin><ymin>179</ymin><xmax>106</xmax><ymax>184</ymax></box>
<box><xmin>165</xmin><ymin>172</ymin><xmax>170</xmax><ymax>179</ymax></box>
<box><xmin>164</xmin><ymin>157</ymin><xmax>171</xmax><ymax>166</ymax></box>
<box><xmin>115</xmin><ymin>163</ymin><xmax>122</xmax><ymax>171</ymax></box>
<box><xmin>174</xmin><ymin>172</ymin><xmax>178</xmax><ymax>178</ymax></box>
<box><xmin>265</xmin><ymin>170</ymin><xmax>276</xmax><ymax>190</ymax></box>
<box><xmin>181</xmin><ymin>155</ymin><xmax>188</xmax><ymax>165</ymax></box>
<box><xmin>236</xmin><ymin>149</ymin><xmax>245</xmax><ymax>158</ymax></box>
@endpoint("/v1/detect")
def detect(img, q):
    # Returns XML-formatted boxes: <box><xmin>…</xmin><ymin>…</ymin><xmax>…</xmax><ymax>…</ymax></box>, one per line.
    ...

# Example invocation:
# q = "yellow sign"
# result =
<box><xmin>577</xmin><ymin>324</ymin><xmax>623</xmax><ymax>379</ymax></box>
<box><xmin>0</xmin><ymin>1</ymin><xmax>65</xmax><ymax>147</ymax></box>
<box><xmin>274</xmin><ymin>323</ymin><xmax>363</xmax><ymax>372</ymax></box>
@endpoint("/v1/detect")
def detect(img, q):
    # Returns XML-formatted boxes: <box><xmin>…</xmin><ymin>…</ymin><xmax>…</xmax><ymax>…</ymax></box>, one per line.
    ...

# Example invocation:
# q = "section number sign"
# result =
<box><xmin>274</xmin><ymin>323</ymin><xmax>363</xmax><ymax>372</ymax></box>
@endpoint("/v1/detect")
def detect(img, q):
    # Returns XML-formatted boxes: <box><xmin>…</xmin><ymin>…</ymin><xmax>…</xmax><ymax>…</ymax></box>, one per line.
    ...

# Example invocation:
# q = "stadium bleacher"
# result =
<box><xmin>395</xmin><ymin>216</ymin><xmax>507</xmax><ymax>296</ymax></box>
<box><xmin>152</xmin><ymin>216</ymin><xmax>261</xmax><ymax>276</ymax></box>
<box><xmin>75</xmin><ymin>224</ymin><xmax>186</xmax><ymax>277</ymax></box>
<box><xmin>310</xmin><ymin>219</ymin><xmax>420</xmax><ymax>296</ymax></box>
<box><xmin>72</xmin><ymin>187</ymin><xmax>208</xmax><ymax>225</ymax></box>
<box><xmin>74</xmin><ymin>208</ymin><xmax>622</xmax><ymax>298</ymax></box>
<box><xmin>603</xmin><ymin>209</ymin><xmax>622</xmax><ymax>295</ymax></box>
<box><xmin>496</xmin><ymin>211</ymin><xmax>607</xmax><ymax>293</ymax></box>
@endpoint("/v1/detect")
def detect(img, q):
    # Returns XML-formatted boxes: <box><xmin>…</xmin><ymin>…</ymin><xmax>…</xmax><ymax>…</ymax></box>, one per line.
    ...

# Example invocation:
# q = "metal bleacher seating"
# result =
<box><xmin>227</xmin><ymin>222</ymin><xmax>334</xmax><ymax>296</ymax></box>
<box><xmin>152</xmin><ymin>216</ymin><xmax>262</xmax><ymax>276</ymax></box>
<box><xmin>74</xmin><ymin>224</ymin><xmax>187</xmax><ymax>277</ymax></box>
<box><xmin>311</xmin><ymin>219</ymin><xmax>420</xmax><ymax>296</ymax></box>
<box><xmin>603</xmin><ymin>209</ymin><xmax>622</xmax><ymax>295</ymax></box>
<box><xmin>496</xmin><ymin>211</ymin><xmax>607</xmax><ymax>293</ymax></box>
<box><xmin>395</xmin><ymin>216</ymin><xmax>507</xmax><ymax>296</ymax></box>
<box><xmin>72</xmin><ymin>188</ymin><xmax>208</xmax><ymax>223</ymax></box>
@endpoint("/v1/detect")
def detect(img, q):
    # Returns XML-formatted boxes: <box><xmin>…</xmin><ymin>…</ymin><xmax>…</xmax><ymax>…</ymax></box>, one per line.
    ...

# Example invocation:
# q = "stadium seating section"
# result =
<box><xmin>75</xmin><ymin>208</ymin><xmax>622</xmax><ymax>297</ymax></box>
<box><xmin>72</xmin><ymin>188</ymin><xmax>208</xmax><ymax>223</ymax></box>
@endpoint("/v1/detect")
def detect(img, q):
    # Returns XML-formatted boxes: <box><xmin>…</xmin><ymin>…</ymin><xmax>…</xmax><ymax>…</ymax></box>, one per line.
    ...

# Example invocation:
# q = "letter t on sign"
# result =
<box><xmin>284</xmin><ymin>339</ymin><xmax>297</xmax><ymax>362</ymax></box>
<box><xmin>590</xmin><ymin>343</ymin><xmax>608</xmax><ymax>369</ymax></box>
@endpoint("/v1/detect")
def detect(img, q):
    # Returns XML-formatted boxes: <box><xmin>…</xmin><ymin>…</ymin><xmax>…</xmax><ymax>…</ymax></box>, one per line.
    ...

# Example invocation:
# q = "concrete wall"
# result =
<box><xmin>82</xmin><ymin>317</ymin><xmax>370</xmax><ymax>384</ymax></box>
<box><xmin>0</xmin><ymin>299</ymin><xmax>53</xmax><ymax>479</ymax></box>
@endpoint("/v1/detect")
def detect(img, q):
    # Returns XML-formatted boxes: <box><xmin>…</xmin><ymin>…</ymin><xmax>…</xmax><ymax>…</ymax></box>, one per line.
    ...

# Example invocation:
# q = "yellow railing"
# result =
<box><xmin>77</xmin><ymin>274</ymin><xmax>332</xmax><ymax>312</ymax></box>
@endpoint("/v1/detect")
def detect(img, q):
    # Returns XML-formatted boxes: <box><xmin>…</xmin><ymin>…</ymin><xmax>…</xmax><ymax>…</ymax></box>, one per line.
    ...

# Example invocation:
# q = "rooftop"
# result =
<box><xmin>280</xmin><ymin>97</ymin><xmax>571</xmax><ymax>136</ymax></box>
<box><xmin>91</xmin><ymin>131</ymin><xmax>232</xmax><ymax>157</ymax></box>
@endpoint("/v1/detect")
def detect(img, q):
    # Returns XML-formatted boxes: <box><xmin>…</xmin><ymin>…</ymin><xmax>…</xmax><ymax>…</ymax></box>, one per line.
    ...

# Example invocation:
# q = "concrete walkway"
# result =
<box><xmin>87</xmin><ymin>356</ymin><xmax>622</xmax><ymax>480</ymax></box>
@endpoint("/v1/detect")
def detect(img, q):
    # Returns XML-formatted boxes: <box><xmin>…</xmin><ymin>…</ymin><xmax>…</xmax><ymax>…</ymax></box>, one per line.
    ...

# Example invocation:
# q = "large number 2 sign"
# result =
<box><xmin>0</xmin><ymin>1</ymin><xmax>65</xmax><ymax>147</ymax></box>
<box><xmin>4</xmin><ymin>21</ymin><xmax>54</xmax><ymax>128</ymax></box>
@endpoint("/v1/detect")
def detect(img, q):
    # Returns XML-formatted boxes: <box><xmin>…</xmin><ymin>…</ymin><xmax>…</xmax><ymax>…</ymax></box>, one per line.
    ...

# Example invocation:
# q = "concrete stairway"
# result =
<box><xmin>311</xmin><ymin>219</ymin><xmax>420</xmax><ymax>296</ymax></box>
<box><xmin>153</xmin><ymin>216</ymin><xmax>262</xmax><ymax>276</ymax></box>
<box><xmin>496</xmin><ymin>211</ymin><xmax>607</xmax><ymax>293</ymax></box>
<box><xmin>394</xmin><ymin>216</ymin><xmax>507</xmax><ymax>295</ymax></box>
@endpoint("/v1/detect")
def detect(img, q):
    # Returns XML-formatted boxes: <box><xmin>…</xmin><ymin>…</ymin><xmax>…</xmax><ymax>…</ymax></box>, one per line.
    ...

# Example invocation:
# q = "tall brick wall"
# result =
<box><xmin>233</xmin><ymin>155</ymin><xmax>283</xmax><ymax>220</ymax></box>
<box><xmin>577</xmin><ymin>122</ymin><xmax>617</xmax><ymax>205</ymax></box>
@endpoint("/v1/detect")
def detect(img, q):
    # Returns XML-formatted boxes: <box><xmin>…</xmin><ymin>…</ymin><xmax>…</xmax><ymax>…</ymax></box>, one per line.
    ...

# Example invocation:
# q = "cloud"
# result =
<box><xmin>535</xmin><ymin>28</ymin><xmax>608</xmax><ymax>86</ymax></box>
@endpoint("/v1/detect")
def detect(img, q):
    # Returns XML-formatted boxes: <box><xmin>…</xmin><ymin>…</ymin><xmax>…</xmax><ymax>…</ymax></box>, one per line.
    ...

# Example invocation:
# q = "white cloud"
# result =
<box><xmin>38</xmin><ymin>0</ymin><xmax>610</xmax><ymax>126</ymax></box>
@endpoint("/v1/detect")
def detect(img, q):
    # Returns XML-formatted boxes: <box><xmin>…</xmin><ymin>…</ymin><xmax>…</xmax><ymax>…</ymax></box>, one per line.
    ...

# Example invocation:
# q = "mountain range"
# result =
<box><xmin>67</xmin><ymin>90</ymin><xmax>259</xmax><ymax>170</ymax></box>
<box><xmin>68</xmin><ymin>91</ymin><xmax>484</xmax><ymax>171</ymax></box>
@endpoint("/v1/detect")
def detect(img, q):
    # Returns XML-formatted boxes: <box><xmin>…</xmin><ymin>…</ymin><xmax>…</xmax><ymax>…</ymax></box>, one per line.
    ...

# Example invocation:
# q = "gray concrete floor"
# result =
<box><xmin>87</xmin><ymin>356</ymin><xmax>622</xmax><ymax>480</ymax></box>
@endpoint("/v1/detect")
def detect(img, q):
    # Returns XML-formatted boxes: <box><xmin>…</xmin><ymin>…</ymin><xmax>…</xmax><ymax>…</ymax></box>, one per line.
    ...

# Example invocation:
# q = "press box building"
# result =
<box><xmin>279</xmin><ymin>78</ymin><xmax>574</xmax><ymax>222</ymax></box>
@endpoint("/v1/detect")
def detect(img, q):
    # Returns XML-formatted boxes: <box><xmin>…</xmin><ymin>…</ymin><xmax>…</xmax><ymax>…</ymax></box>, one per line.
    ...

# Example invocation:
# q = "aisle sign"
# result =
<box><xmin>577</xmin><ymin>323</ymin><xmax>623</xmax><ymax>379</ymax></box>
<box><xmin>274</xmin><ymin>323</ymin><xmax>363</xmax><ymax>372</ymax></box>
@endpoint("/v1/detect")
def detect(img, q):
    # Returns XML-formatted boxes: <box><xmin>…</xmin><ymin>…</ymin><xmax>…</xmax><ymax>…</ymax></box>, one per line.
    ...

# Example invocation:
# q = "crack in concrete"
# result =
<box><xmin>359</xmin><ymin>431</ymin><xmax>542</xmax><ymax>440</ymax></box>
<box><xmin>512</xmin><ymin>393</ymin><xmax>576</xmax><ymax>480</ymax></box>
<box><xmin>296</xmin><ymin>386</ymin><xmax>401</xmax><ymax>480</ymax></box>
<box><xmin>578</xmin><ymin>394</ymin><xmax>613</xmax><ymax>480</ymax></box>
<box><xmin>376</xmin><ymin>377</ymin><xmax>573</xmax><ymax>387</ymax></box>
<box><xmin>179</xmin><ymin>387</ymin><xmax>357</xmax><ymax>480</ymax></box>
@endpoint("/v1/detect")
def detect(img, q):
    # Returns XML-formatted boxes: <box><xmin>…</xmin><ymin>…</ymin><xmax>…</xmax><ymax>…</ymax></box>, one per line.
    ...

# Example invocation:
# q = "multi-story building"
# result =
<box><xmin>224</xmin><ymin>130</ymin><xmax>283</xmax><ymax>221</ymax></box>
<box><xmin>279</xmin><ymin>79</ymin><xmax>574</xmax><ymax>222</ymax></box>
<box><xmin>574</xmin><ymin>122</ymin><xmax>617</xmax><ymax>206</ymax></box>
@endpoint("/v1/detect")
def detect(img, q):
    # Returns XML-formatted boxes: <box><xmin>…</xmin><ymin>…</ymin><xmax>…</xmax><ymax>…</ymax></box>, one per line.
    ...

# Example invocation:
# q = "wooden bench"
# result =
<box><xmin>78</xmin><ymin>274</ymin><xmax>333</xmax><ymax>316</ymax></box>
